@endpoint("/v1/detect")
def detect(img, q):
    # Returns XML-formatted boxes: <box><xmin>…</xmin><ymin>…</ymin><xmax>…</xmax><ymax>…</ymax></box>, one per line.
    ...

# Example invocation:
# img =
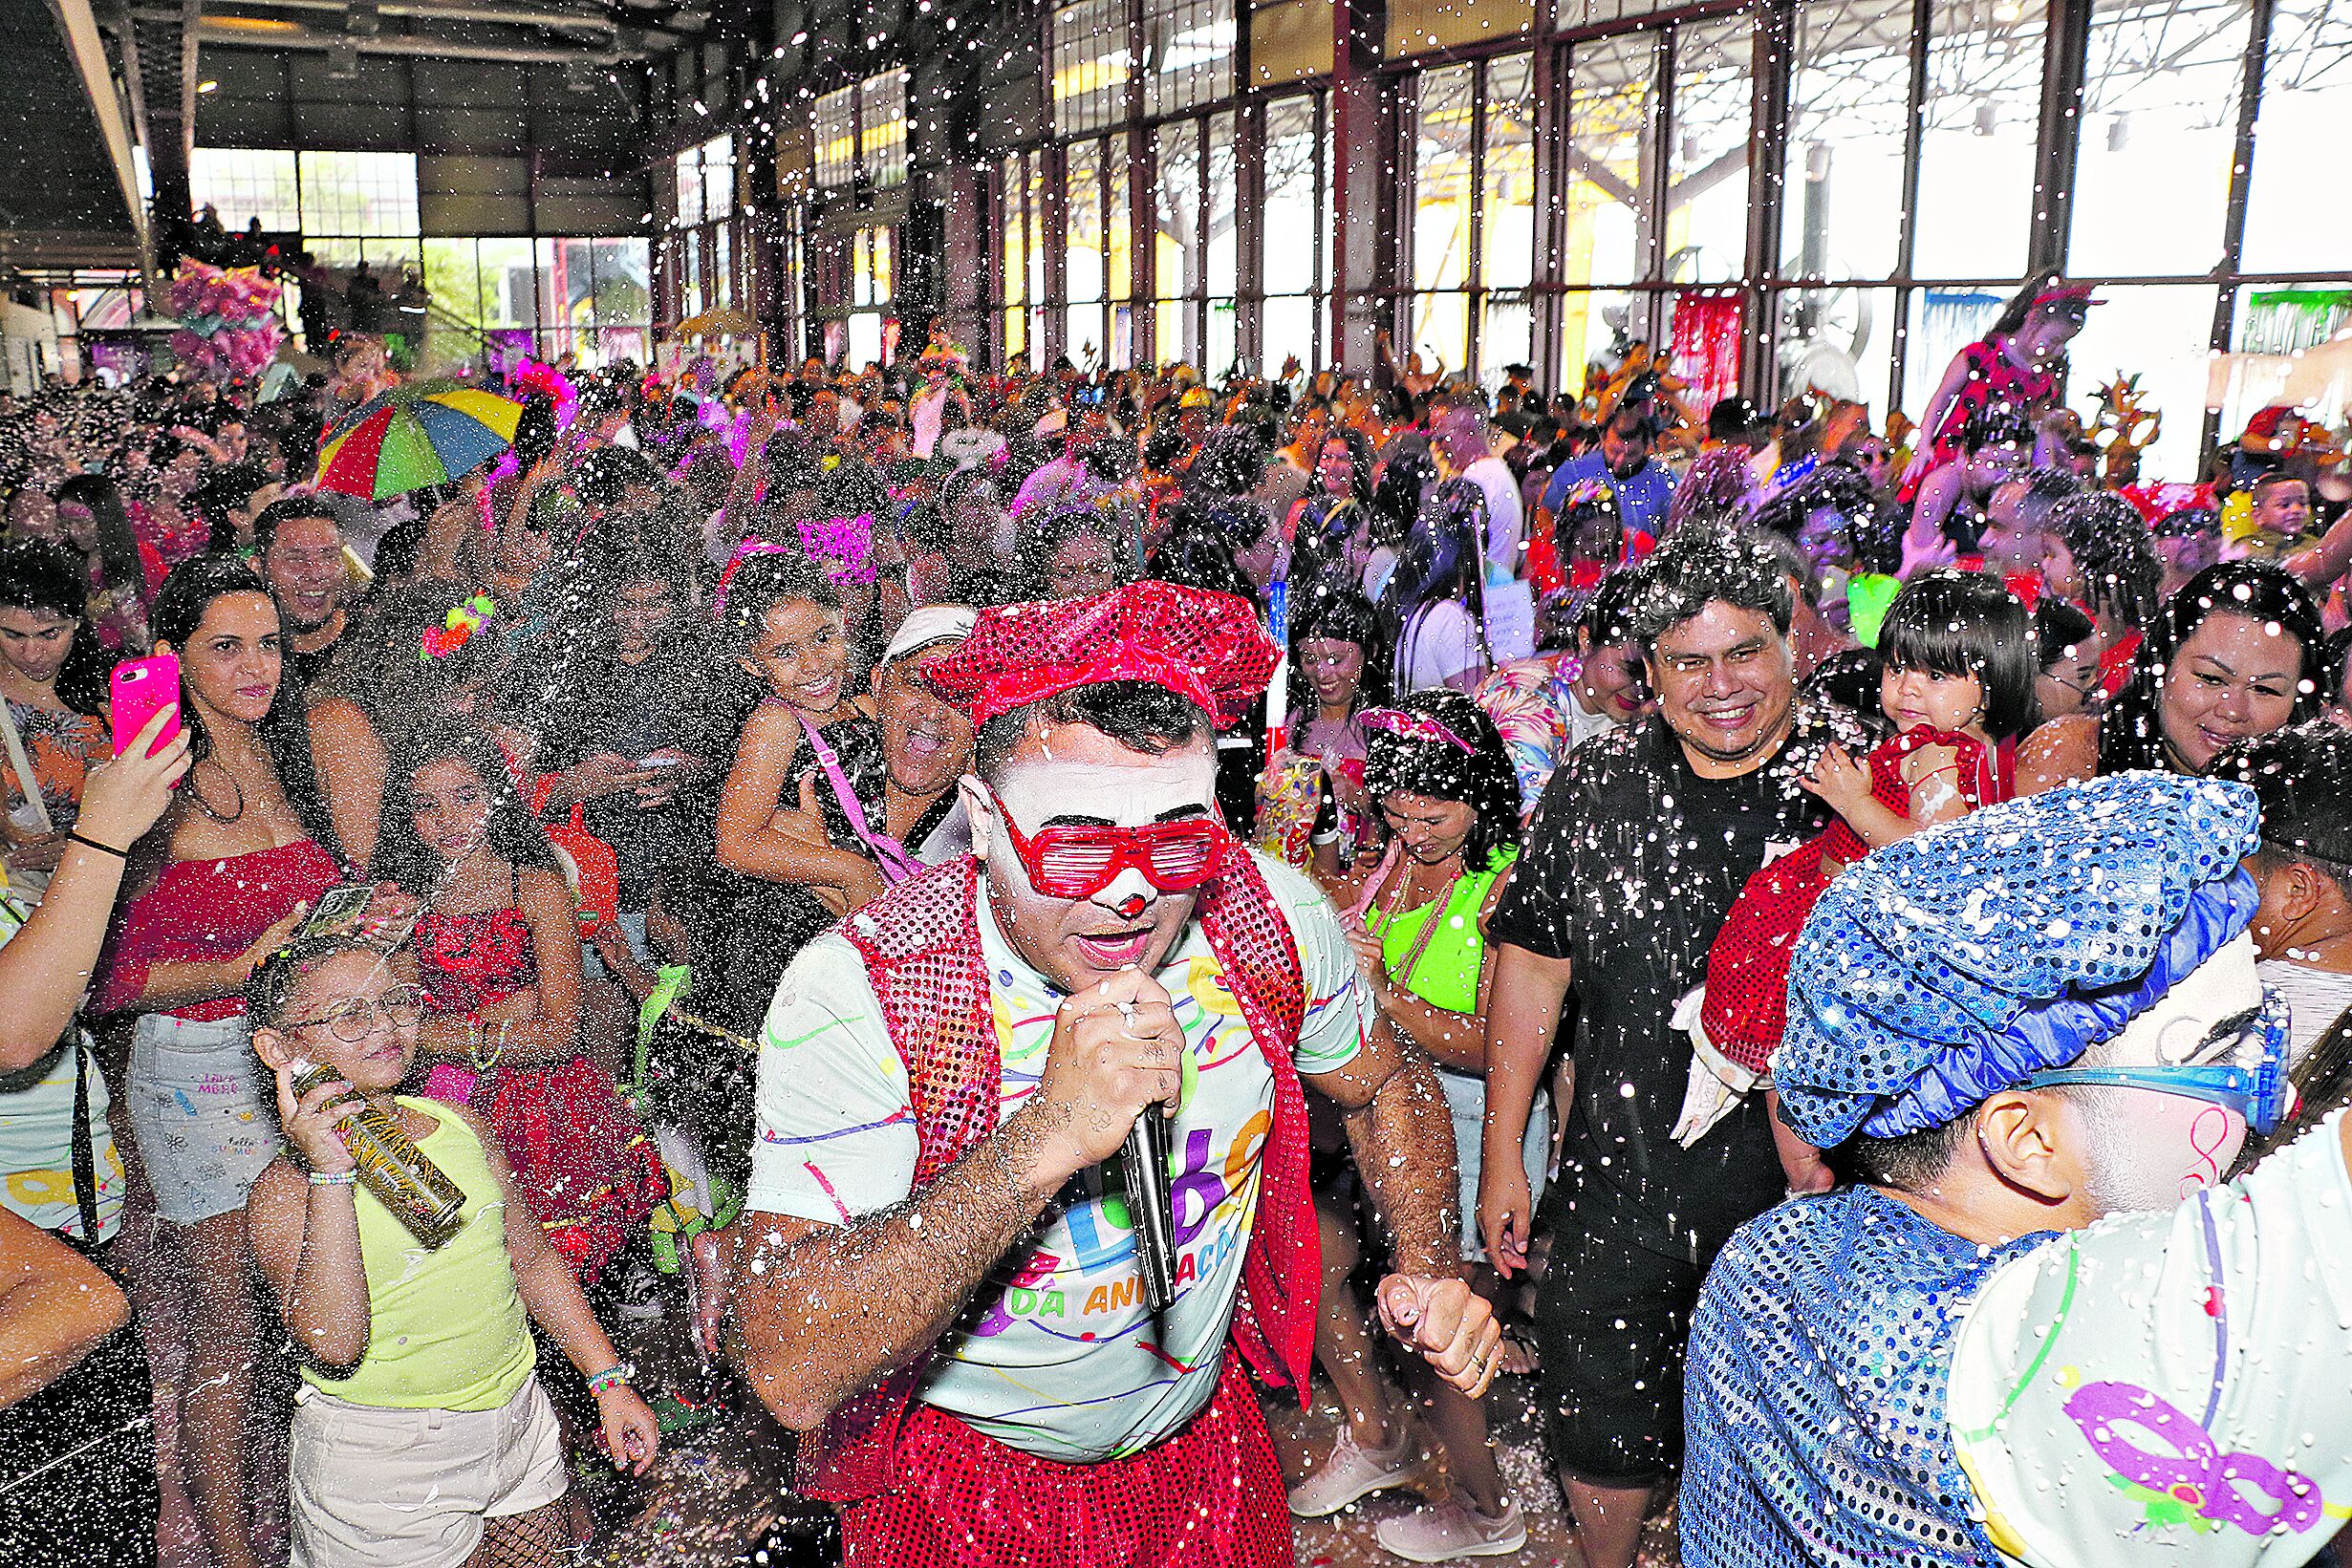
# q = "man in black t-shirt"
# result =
<box><xmin>1477</xmin><ymin>523</ymin><xmax>1873</xmax><ymax>1568</ymax></box>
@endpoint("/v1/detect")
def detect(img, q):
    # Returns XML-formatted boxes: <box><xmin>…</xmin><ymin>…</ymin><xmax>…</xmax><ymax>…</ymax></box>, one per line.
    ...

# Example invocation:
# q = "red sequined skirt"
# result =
<box><xmin>841</xmin><ymin>1353</ymin><xmax>1291</xmax><ymax>1568</ymax></box>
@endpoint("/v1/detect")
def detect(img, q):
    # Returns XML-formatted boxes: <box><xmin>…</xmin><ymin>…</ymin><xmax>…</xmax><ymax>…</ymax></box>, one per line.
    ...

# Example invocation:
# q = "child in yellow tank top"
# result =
<box><xmin>242</xmin><ymin>933</ymin><xmax>659</xmax><ymax>1568</ymax></box>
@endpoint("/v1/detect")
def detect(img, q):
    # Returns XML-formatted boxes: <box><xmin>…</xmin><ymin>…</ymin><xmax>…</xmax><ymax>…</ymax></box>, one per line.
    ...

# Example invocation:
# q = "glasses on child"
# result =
<box><xmin>988</xmin><ymin>790</ymin><xmax>1228</xmax><ymax>901</ymax></box>
<box><xmin>2018</xmin><ymin>988</ymin><xmax>2294</xmax><ymax>1137</ymax></box>
<box><xmin>283</xmin><ymin>983</ymin><xmax>429</xmax><ymax>1043</ymax></box>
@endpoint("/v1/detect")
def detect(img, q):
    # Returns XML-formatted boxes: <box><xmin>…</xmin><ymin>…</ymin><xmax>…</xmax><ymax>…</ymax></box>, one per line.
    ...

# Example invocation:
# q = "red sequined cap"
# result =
<box><xmin>924</xmin><ymin>580</ymin><xmax>1279</xmax><ymax>730</ymax></box>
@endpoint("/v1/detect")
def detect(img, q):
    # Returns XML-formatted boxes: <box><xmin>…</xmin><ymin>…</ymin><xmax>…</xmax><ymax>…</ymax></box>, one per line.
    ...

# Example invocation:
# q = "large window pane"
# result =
<box><xmin>585</xmin><ymin>240</ymin><xmax>650</xmax><ymax>332</ymax></box>
<box><xmin>1068</xmin><ymin>140</ymin><xmax>1106</xmax><ymax>305</ymax></box>
<box><xmin>1108</xmin><ymin>135</ymin><xmax>1133</xmax><ymax>309</ymax></box>
<box><xmin>1051</xmin><ymin>0</ymin><xmax>1130</xmax><ymax>137</ymax></box>
<box><xmin>1564</xmin><ymin>35</ymin><xmax>1659</xmax><ymax>288</ymax></box>
<box><xmin>1904</xmin><ymin>286</ymin><xmax>2003</xmax><ymax>417</ymax></box>
<box><xmin>1263</xmin><ymin>97</ymin><xmax>1319</xmax><ymax>298</ymax></box>
<box><xmin>2214</xmin><ymin>284</ymin><xmax>2352</xmax><ymax>440</ymax></box>
<box><xmin>1666</xmin><ymin>18</ymin><xmax>1753</xmax><ymax>283</ymax></box>
<box><xmin>1480</xmin><ymin>296</ymin><xmax>1534</xmax><ymax>384</ymax></box>
<box><xmin>1413</xmin><ymin>63</ymin><xmax>1475</xmax><ymax>291</ymax></box>
<box><xmin>1559</xmin><ymin>290</ymin><xmax>1643</xmax><ymax>390</ymax></box>
<box><xmin>701</xmin><ymin>134</ymin><xmax>736</xmax><ymax>223</ymax></box>
<box><xmin>1206</xmin><ymin>112</ymin><xmax>1239</xmax><ymax>302</ymax></box>
<box><xmin>814</xmin><ymin>86</ymin><xmax>857</xmax><ymax>189</ymax></box>
<box><xmin>1482</xmin><ymin>54</ymin><xmax>1537</xmax><ymax>290</ymax></box>
<box><xmin>1664</xmin><ymin>288</ymin><xmax>1744</xmax><ymax>410</ymax></box>
<box><xmin>1913</xmin><ymin>0</ymin><xmax>2043</xmax><ymax>279</ymax></box>
<box><xmin>1143</xmin><ymin>0</ymin><xmax>1237</xmax><ymax>118</ymax></box>
<box><xmin>1027</xmin><ymin>155</ymin><xmax>1048</xmax><ymax>323</ymax></box>
<box><xmin>1409</xmin><ymin>291</ymin><xmax>1468</xmax><ymax>373</ymax></box>
<box><xmin>477</xmin><ymin>238</ymin><xmax>541</xmax><ymax>331</ymax></box>
<box><xmin>2068</xmin><ymin>0</ymin><xmax>2250</xmax><ymax>277</ymax></box>
<box><xmin>2063</xmin><ymin>284</ymin><xmax>2217</xmax><ymax>482</ymax></box>
<box><xmin>1264</xmin><ymin>294</ymin><xmax>1316</xmax><ymax>375</ymax></box>
<box><xmin>297</xmin><ymin>152</ymin><xmax>420</xmax><ymax>238</ymax></box>
<box><xmin>1773</xmin><ymin>283</ymin><xmax>1896</xmax><ymax>419</ymax></box>
<box><xmin>190</xmin><ymin>149</ymin><xmax>301</xmax><ymax>232</ymax></box>
<box><xmin>859</xmin><ymin>72</ymin><xmax>908</xmax><ymax>188</ymax></box>
<box><xmin>1781</xmin><ymin>0</ymin><xmax>1913</xmax><ymax>280</ymax></box>
<box><xmin>2238</xmin><ymin>0</ymin><xmax>2352</xmax><ymax>273</ymax></box>
<box><xmin>1155</xmin><ymin>120</ymin><xmax>1202</xmax><ymax>307</ymax></box>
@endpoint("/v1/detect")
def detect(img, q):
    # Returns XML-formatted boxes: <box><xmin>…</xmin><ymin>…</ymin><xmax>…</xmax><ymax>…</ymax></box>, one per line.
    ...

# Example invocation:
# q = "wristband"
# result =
<box><xmin>585</xmin><ymin>1361</ymin><xmax>637</xmax><ymax>1395</ymax></box>
<box><xmin>67</xmin><ymin>830</ymin><xmax>130</xmax><ymax>859</ymax></box>
<box><xmin>307</xmin><ymin>1169</ymin><xmax>358</xmax><ymax>1187</ymax></box>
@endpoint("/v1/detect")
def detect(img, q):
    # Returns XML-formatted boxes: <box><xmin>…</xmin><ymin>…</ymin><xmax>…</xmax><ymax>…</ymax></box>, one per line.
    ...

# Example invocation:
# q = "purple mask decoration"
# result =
<box><xmin>800</xmin><ymin>513</ymin><xmax>878</xmax><ymax>586</ymax></box>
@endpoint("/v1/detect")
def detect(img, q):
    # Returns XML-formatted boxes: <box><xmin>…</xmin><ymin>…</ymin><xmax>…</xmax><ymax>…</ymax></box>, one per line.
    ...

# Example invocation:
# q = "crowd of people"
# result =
<box><xmin>3</xmin><ymin>261</ymin><xmax>2352</xmax><ymax>1568</ymax></box>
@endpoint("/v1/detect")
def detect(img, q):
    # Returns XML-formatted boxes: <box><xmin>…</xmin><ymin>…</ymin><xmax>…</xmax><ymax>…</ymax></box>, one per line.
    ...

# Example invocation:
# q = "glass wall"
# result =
<box><xmin>1261</xmin><ymin>92</ymin><xmax>1336</xmax><ymax>374</ymax></box>
<box><xmin>1405</xmin><ymin>53</ymin><xmax>1536</xmax><ymax>385</ymax></box>
<box><xmin>936</xmin><ymin>0</ymin><xmax>2352</xmax><ymax>477</ymax></box>
<box><xmin>812</xmin><ymin>73</ymin><xmax>909</xmax><ymax>190</ymax></box>
<box><xmin>418</xmin><ymin>237</ymin><xmax>651</xmax><ymax>367</ymax></box>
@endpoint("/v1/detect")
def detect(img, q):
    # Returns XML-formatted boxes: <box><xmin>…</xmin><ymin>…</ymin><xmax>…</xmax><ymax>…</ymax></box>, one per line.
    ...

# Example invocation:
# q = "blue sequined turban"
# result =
<box><xmin>1776</xmin><ymin>770</ymin><xmax>2263</xmax><ymax>1147</ymax></box>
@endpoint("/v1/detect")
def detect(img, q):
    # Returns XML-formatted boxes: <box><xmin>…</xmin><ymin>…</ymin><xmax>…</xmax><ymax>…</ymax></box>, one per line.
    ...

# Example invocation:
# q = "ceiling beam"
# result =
<box><xmin>196</xmin><ymin>15</ymin><xmax>649</xmax><ymax>58</ymax></box>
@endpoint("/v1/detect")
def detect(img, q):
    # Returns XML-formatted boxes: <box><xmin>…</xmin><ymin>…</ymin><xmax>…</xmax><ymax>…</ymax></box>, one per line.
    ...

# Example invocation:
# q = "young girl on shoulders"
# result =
<box><xmin>244</xmin><ymin>933</ymin><xmax>658</xmax><ymax>1568</ymax></box>
<box><xmin>712</xmin><ymin>551</ymin><xmax>886</xmax><ymax>1026</ymax></box>
<box><xmin>1682</xmin><ymin>569</ymin><xmax>2035</xmax><ymax>1179</ymax></box>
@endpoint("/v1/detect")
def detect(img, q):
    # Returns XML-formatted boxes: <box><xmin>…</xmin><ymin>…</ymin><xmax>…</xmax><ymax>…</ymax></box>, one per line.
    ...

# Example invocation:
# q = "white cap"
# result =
<box><xmin>880</xmin><ymin>604</ymin><xmax>980</xmax><ymax>669</ymax></box>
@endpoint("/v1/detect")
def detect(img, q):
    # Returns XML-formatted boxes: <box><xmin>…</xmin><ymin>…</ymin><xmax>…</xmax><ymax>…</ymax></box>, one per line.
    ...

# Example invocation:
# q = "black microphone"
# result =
<box><xmin>1124</xmin><ymin>1109</ymin><xmax>1177</xmax><ymax>1313</ymax></box>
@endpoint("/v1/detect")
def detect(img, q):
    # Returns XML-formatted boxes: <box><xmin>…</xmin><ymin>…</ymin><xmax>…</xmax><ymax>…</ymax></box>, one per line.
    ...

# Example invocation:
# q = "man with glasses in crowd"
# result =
<box><xmin>716</xmin><ymin>581</ymin><xmax>1496</xmax><ymax>1565</ymax></box>
<box><xmin>1682</xmin><ymin>771</ymin><xmax>2352</xmax><ymax>1568</ymax></box>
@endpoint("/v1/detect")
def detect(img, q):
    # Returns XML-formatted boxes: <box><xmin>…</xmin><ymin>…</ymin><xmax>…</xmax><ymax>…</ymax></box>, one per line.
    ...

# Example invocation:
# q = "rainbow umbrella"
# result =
<box><xmin>315</xmin><ymin>382</ymin><xmax>525</xmax><ymax>501</ymax></box>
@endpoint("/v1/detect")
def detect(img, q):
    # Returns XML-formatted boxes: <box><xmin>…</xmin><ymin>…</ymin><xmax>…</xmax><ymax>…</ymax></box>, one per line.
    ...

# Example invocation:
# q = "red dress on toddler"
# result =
<box><xmin>416</xmin><ymin>878</ymin><xmax>663</xmax><ymax>1281</ymax></box>
<box><xmin>1674</xmin><ymin>728</ymin><xmax>2014</xmax><ymax>1146</ymax></box>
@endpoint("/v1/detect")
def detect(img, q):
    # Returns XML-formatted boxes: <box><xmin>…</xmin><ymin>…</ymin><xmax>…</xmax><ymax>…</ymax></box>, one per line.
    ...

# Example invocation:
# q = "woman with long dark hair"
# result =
<box><xmin>2018</xmin><ymin>558</ymin><xmax>2325</xmax><ymax>791</ymax></box>
<box><xmin>1383</xmin><ymin>476</ymin><xmax>1491</xmax><ymax>695</ymax></box>
<box><xmin>1261</xmin><ymin>588</ymin><xmax>1389</xmax><ymax>872</ymax></box>
<box><xmin>1293</xmin><ymin>688</ymin><xmax>1535</xmax><ymax>1558</ymax></box>
<box><xmin>374</xmin><ymin>723</ymin><xmax>664</xmax><ymax>1281</ymax></box>
<box><xmin>95</xmin><ymin>553</ymin><xmax>362</xmax><ymax>1568</ymax></box>
<box><xmin>53</xmin><ymin>473</ymin><xmax>159</xmax><ymax>654</ymax></box>
<box><xmin>1285</xmin><ymin>426</ymin><xmax>1379</xmax><ymax>596</ymax></box>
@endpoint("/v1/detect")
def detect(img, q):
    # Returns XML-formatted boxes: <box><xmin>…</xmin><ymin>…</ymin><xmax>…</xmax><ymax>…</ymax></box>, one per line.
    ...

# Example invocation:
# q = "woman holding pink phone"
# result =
<box><xmin>94</xmin><ymin>553</ymin><xmax>382</xmax><ymax>1568</ymax></box>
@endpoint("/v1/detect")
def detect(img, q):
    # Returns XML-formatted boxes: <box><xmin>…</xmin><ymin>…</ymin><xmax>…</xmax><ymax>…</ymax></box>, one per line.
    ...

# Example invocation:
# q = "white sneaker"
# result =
<box><xmin>1286</xmin><ymin>1426</ymin><xmax>1419</xmax><ymax>1517</ymax></box>
<box><xmin>1374</xmin><ymin>1496</ymin><xmax>1528</xmax><ymax>1561</ymax></box>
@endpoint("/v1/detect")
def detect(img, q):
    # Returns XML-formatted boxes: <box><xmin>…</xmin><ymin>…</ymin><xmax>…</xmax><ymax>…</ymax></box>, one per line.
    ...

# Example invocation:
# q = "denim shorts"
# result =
<box><xmin>1435</xmin><ymin>1066</ymin><xmax>1548</xmax><ymax>1264</ymax></box>
<box><xmin>125</xmin><ymin>1012</ymin><xmax>274</xmax><ymax>1225</ymax></box>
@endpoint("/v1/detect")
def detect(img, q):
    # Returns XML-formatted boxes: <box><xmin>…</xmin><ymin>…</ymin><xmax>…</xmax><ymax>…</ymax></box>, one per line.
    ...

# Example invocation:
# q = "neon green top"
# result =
<box><xmin>1370</xmin><ymin>847</ymin><xmax>1519</xmax><ymax>1016</ymax></box>
<box><xmin>303</xmin><ymin>1097</ymin><xmax>535</xmax><ymax>1412</ymax></box>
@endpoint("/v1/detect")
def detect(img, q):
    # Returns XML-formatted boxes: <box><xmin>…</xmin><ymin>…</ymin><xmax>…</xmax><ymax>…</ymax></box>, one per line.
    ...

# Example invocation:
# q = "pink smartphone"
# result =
<box><xmin>110</xmin><ymin>654</ymin><xmax>183</xmax><ymax>760</ymax></box>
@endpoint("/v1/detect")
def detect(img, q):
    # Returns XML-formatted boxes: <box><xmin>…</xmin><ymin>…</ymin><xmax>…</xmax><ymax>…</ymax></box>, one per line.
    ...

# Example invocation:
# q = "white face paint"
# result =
<box><xmin>2070</xmin><ymin>933</ymin><xmax>2266</xmax><ymax>1215</ymax></box>
<box><xmin>960</xmin><ymin>720</ymin><xmax>1220</xmax><ymax>995</ymax></box>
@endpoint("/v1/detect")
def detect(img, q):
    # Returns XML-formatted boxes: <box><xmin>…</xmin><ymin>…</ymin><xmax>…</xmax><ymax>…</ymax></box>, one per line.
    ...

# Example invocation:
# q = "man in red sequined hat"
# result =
<box><xmin>719</xmin><ymin>580</ymin><xmax>1495</xmax><ymax>1565</ymax></box>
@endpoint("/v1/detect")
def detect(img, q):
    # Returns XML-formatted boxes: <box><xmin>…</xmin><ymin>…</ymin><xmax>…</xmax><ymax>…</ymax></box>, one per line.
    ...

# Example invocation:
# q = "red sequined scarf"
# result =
<box><xmin>801</xmin><ymin>850</ymin><xmax>1317</xmax><ymax>1501</ymax></box>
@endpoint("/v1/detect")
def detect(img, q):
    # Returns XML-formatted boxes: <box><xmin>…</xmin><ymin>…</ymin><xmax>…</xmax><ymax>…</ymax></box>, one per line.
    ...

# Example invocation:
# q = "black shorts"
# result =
<box><xmin>1530</xmin><ymin>1205</ymin><xmax>1706</xmax><ymax>1486</ymax></box>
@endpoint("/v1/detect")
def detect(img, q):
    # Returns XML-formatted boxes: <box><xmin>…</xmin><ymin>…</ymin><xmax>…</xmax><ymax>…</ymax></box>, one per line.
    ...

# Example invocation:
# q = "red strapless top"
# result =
<box><xmin>415</xmin><ymin>906</ymin><xmax>541</xmax><ymax>1017</ymax></box>
<box><xmin>100</xmin><ymin>838</ymin><xmax>343</xmax><ymax>1020</ymax></box>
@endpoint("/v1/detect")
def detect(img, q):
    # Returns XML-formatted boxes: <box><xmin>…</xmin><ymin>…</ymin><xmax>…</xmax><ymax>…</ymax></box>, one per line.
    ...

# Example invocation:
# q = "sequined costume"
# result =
<box><xmin>417</xmin><ymin>886</ymin><xmax>663</xmax><ymax>1281</ymax></box>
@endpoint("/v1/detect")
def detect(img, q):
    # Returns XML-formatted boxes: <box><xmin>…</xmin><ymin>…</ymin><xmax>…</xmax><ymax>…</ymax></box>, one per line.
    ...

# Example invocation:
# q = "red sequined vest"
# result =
<box><xmin>798</xmin><ymin>850</ymin><xmax>1320</xmax><ymax>1499</ymax></box>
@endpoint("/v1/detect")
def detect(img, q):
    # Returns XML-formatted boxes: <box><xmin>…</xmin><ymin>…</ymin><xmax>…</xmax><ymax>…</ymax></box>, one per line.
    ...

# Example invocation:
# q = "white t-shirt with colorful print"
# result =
<box><xmin>747</xmin><ymin>854</ymin><xmax>1368</xmax><ymax>1462</ymax></box>
<box><xmin>1951</xmin><ymin>1112</ymin><xmax>2352</xmax><ymax>1566</ymax></box>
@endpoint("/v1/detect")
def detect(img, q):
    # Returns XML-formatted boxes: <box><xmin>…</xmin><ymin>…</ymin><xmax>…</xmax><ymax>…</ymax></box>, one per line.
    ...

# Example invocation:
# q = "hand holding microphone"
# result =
<box><xmin>1028</xmin><ymin>970</ymin><xmax>1186</xmax><ymax>1309</ymax></box>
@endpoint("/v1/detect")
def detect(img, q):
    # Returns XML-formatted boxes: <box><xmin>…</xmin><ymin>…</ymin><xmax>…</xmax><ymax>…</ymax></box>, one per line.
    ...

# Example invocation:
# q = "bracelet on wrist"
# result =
<box><xmin>584</xmin><ymin>1361</ymin><xmax>637</xmax><ymax>1396</ymax></box>
<box><xmin>307</xmin><ymin>1168</ymin><xmax>358</xmax><ymax>1187</ymax></box>
<box><xmin>66</xmin><ymin>830</ymin><xmax>130</xmax><ymax>859</ymax></box>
